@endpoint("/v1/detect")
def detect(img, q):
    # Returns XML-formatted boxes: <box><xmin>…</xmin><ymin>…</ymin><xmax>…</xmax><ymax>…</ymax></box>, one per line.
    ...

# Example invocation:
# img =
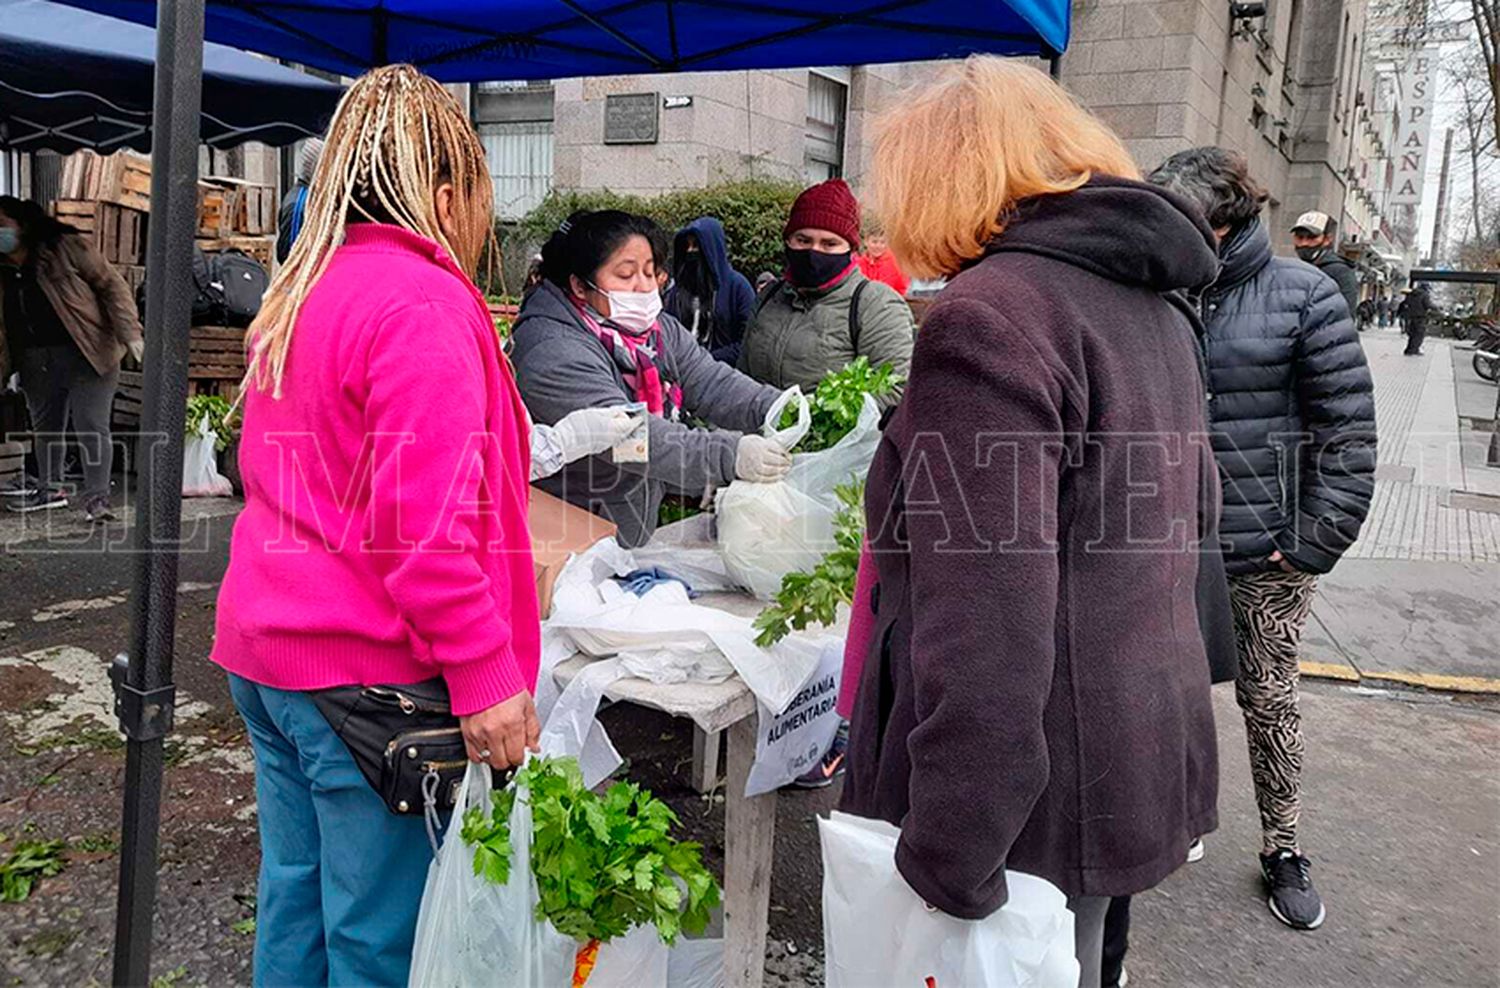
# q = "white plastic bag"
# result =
<box><xmin>715</xmin><ymin>394</ymin><xmax>880</xmax><ymax>599</ymax></box>
<box><xmin>632</xmin><ymin>513</ymin><xmax>737</xmax><ymax>592</ymax></box>
<box><xmin>408</xmin><ymin>763</ymin><xmax>574</xmax><ymax>988</ymax></box>
<box><xmin>590</xmin><ymin>930</ymin><xmax>726</xmax><ymax>988</ymax></box>
<box><xmin>535</xmin><ymin>655</ymin><xmax>624</xmax><ymax>790</ymax></box>
<box><xmin>744</xmin><ymin>636</ymin><xmax>843</xmax><ymax>797</ymax></box>
<box><xmin>666</xmin><ymin>938</ymin><xmax>725</xmax><ymax>988</ymax></box>
<box><xmin>182</xmin><ymin>418</ymin><xmax>232</xmax><ymax>497</ymax></box>
<box><xmin>820</xmin><ymin>812</ymin><xmax>1078</xmax><ymax>988</ymax></box>
<box><xmin>587</xmin><ymin>925</ymin><xmax>670</xmax><ymax>987</ymax></box>
<box><xmin>546</xmin><ymin>575</ymin><xmax>820</xmax><ymax>714</ymax></box>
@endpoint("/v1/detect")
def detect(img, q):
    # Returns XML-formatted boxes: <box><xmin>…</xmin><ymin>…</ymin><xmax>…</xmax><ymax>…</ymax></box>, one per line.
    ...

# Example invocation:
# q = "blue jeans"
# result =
<box><xmin>229</xmin><ymin>675</ymin><xmax>436</xmax><ymax>987</ymax></box>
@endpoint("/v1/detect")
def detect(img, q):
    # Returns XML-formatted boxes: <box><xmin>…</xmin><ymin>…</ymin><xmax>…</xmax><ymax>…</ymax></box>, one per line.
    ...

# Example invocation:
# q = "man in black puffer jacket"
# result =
<box><xmin>1290</xmin><ymin>210</ymin><xmax>1360</xmax><ymax>321</ymax></box>
<box><xmin>1152</xmin><ymin>148</ymin><xmax>1375</xmax><ymax>937</ymax></box>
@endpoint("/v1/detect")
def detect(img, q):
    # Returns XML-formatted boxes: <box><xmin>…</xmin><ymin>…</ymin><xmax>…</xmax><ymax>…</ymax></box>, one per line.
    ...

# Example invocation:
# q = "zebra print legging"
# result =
<box><xmin>1228</xmin><ymin>569</ymin><xmax>1320</xmax><ymax>854</ymax></box>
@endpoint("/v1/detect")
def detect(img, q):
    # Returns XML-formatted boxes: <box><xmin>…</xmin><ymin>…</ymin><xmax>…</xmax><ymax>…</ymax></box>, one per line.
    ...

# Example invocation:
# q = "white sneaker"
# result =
<box><xmin>1187</xmin><ymin>838</ymin><xmax>1205</xmax><ymax>863</ymax></box>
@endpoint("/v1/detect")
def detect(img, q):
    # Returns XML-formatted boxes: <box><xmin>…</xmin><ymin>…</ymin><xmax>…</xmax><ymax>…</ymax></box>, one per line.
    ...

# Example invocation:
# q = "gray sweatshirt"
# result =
<box><xmin>511</xmin><ymin>282</ymin><xmax>782</xmax><ymax>548</ymax></box>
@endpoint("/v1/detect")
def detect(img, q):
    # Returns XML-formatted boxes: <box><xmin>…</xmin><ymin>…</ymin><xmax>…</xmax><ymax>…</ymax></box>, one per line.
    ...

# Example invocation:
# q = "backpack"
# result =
<box><xmin>755</xmin><ymin>277</ymin><xmax>871</xmax><ymax>352</ymax></box>
<box><xmin>211</xmin><ymin>250</ymin><xmax>270</xmax><ymax>327</ymax></box>
<box><xmin>136</xmin><ymin>246</ymin><xmax>269</xmax><ymax>327</ymax></box>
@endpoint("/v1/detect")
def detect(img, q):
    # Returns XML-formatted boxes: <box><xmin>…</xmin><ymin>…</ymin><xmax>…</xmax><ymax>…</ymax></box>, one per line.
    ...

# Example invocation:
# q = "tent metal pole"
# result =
<box><xmin>1048</xmin><ymin>51</ymin><xmax>1061</xmax><ymax>78</ymax></box>
<box><xmin>110</xmin><ymin>0</ymin><xmax>205</xmax><ymax>984</ymax></box>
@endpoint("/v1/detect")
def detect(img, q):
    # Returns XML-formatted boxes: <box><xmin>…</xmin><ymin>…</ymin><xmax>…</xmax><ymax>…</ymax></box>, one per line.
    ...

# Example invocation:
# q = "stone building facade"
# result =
<box><xmin>1059</xmin><ymin>0</ymin><xmax>1388</xmax><ymax>254</ymax></box>
<box><xmin>473</xmin><ymin>0</ymin><xmax>1398</xmax><ymax>270</ymax></box>
<box><xmin>471</xmin><ymin>66</ymin><xmax>910</xmax><ymax>218</ymax></box>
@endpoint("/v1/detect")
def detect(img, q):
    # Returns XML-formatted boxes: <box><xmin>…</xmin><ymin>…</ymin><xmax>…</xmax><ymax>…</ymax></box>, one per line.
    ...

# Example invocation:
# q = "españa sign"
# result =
<box><xmin>1390</xmin><ymin>46</ymin><xmax>1439</xmax><ymax>208</ymax></box>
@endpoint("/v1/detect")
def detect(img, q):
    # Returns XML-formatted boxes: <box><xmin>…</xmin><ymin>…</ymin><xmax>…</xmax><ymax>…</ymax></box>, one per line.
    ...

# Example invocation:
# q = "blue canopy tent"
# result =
<box><xmin>0</xmin><ymin>0</ymin><xmax>342</xmax><ymax>153</ymax></box>
<box><xmin>52</xmin><ymin>0</ymin><xmax>1070</xmax><ymax>80</ymax></box>
<box><xmin>38</xmin><ymin>3</ymin><xmax>1070</xmax><ymax>986</ymax></box>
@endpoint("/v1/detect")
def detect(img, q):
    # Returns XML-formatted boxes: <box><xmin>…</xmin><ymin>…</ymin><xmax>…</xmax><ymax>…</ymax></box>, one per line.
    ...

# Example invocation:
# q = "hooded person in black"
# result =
<box><xmin>664</xmin><ymin>217</ymin><xmax>756</xmax><ymax>364</ymax></box>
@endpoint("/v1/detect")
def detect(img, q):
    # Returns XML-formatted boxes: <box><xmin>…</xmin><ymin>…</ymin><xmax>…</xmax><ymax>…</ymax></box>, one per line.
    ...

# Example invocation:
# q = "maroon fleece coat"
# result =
<box><xmin>840</xmin><ymin>177</ymin><xmax>1222</xmax><ymax>918</ymax></box>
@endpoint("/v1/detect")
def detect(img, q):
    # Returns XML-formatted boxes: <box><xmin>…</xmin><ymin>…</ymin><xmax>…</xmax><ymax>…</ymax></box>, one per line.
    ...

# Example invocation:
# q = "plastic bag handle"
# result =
<box><xmin>762</xmin><ymin>386</ymin><xmax>810</xmax><ymax>451</ymax></box>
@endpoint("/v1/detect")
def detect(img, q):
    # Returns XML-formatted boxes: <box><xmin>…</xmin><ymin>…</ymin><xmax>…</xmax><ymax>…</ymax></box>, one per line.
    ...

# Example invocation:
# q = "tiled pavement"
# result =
<box><xmin>1302</xmin><ymin>328</ymin><xmax>1500</xmax><ymax>689</ymax></box>
<box><xmin>1345</xmin><ymin>332</ymin><xmax>1500</xmax><ymax>563</ymax></box>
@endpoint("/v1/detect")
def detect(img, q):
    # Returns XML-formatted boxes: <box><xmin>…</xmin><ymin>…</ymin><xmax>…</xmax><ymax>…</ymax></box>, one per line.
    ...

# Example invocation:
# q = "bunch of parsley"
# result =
<box><xmin>752</xmin><ymin>480</ymin><xmax>865</xmax><ymax>647</ymax></box>
<box><xmin>777</xmin><ymin>357</ymin><xmax>900</xmax><ymax>452</ymax></box>
<box><xmin>461</xmin><ymin>757</ymin><xmax>720</xmax><ymax>947</ymax></box>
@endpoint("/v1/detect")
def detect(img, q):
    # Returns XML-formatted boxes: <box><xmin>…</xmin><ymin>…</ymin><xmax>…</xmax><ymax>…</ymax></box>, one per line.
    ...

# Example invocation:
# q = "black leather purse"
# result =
<box><xmin>310</xmin><ymin>678</ymin><xmax>469</xmax><ymax>819</ymax></box>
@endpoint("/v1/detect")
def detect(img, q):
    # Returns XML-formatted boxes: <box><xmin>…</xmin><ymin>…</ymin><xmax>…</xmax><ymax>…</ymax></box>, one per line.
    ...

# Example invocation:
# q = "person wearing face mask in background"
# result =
<box><xmin>738</xmin><ymin>179</ymin><xmax>914</xmax><ymax>406</ymax></box>
<box><xmin>665</xmin><ymin>217</ymin><xmax>756</xmax><ymax>366</ymax></box>
<box><xmin>1290</xmin><ymin>211</ymin><xmax>1359</xmax><ymax>321</ymax></box>
<box><xmin>511</xmin><ymin>210</ymin><xmax>791</xmax><ymax>549</ymax></box>
<box><xmin>0</xmin><ymin>196</ymin><xmax>144</xmax><ymax>520</ymax></box>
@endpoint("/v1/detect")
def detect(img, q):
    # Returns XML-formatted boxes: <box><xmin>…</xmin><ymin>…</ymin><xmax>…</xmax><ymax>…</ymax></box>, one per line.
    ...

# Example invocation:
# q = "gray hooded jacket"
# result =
<box><xmin>511</xmin><ymin>281</ymin><xmax>782</xmax><ymax>547</ymax></box>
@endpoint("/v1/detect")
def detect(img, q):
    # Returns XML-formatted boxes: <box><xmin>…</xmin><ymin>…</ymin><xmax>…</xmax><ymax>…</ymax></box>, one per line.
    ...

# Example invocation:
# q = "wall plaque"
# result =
<box><xmin>604</xmin><ymin>92</ymin><xmax>660</xmax><ymax>144</ymax></box>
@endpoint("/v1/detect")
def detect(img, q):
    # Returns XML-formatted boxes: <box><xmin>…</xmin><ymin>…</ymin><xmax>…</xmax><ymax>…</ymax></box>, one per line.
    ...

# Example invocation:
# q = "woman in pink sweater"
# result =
<box><xmin>212</xmin><ymin>66</ymin><xmax>537</xmax><ymax>986</ymax></box>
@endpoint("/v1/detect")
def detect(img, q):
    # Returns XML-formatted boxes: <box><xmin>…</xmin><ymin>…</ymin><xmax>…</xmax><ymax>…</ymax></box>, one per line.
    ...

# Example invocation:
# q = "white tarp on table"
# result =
<box><xmin>545</xmin><ymin>540</ymin><xmax>824</xmax><ymax>715</ymax></box>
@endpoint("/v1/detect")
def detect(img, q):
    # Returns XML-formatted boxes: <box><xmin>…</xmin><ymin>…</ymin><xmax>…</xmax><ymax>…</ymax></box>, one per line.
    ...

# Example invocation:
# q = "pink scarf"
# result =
<box><xmin>570</xmin><ymin>298</ymin><xmax>681</xmax><ymax>415</ymax></box>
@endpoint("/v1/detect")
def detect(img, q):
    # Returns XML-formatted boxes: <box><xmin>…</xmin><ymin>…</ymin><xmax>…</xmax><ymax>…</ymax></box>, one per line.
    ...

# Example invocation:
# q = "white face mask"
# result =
<box><xmin>0</xmin><ymin>227</ymin><xmax>19</xmax><ymax>256</ymax></box>
<box><xmin>592</xmin><ymin>284</ymin><xmax>662</xmax><ymax>334</ymax></box>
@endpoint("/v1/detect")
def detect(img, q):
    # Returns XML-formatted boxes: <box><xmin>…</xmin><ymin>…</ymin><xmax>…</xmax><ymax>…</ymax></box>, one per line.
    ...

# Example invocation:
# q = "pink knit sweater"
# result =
<box><xmin>212</xmin><ymin>224</ymin><xmax>539</xmax><ymax>716</ymax></box>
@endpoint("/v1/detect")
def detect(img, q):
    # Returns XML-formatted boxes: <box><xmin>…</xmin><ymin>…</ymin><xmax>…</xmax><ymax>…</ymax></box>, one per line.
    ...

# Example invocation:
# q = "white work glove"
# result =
<box><xmin>126</xmin><ymin>339</ymin><xmax>145</xmax><ymax>364</ymax></box>
<box><xmin>735</xmin><ymin>434</ymin><xmax>792</xmax><ymax>483</ymax></box>
<box><xmin>552</xmin><ymin>406</ymin><xmax>637</xmax><ymax>463</ymax></box>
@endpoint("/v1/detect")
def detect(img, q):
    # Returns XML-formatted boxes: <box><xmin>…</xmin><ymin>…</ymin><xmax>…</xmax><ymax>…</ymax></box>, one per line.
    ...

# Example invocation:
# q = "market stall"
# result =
<box><xmin>0</xmin><ymin>0</ymin><xmax>341</xmax><ymax>153</ymax></box>
<box><xmin>32</xmin><ymin>2</ymin><xmax>1072</xmax><ymax>984</ymax></box>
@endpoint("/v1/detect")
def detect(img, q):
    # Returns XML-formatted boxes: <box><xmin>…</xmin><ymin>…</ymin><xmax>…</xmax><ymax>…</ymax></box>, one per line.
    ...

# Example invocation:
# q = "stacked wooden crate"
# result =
<box><xmin>0</xmin><ymin>440</ymin><xmax>27</xmax><ymax>491</ymax></box>
<box><xmin>189</xmin><ymin>326</ymin><xmax>248</xmax><ymax>384</ymax></box>
<box><xmin>59</xmin><ymin>150</ymin><xmax>152</xmax><ymax>211</ymax></box>
<box><xmin>112</xmin><ymin>371</ymin><xmax>144</xmax><ymax>433</ymax></box>
<box><xmin>55</xmin><ymin>150</ymin><xmax>152</xmax><ymax>290</ymax></box>
<box><xmin>57</xmin><ymin>151</ymin><xmax>278</xmax><ymax>273</ymax></box>
<box><xmin>197</xmin><ymin>177</ymin><xmax>277</xmax><ymax>268</ymax></box>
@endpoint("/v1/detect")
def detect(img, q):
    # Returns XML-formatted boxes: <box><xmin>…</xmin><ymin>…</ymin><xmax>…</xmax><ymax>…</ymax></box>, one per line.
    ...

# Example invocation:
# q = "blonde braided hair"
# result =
<box><xmin>248</xmin><ymin>64</ymin><xmax>496</xmax><ymax>395</ymax></box>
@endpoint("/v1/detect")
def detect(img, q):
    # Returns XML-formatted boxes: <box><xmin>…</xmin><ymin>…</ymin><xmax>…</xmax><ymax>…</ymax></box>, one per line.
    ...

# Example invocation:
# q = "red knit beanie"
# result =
<box><xmin>784</xmin><ymin>179</ymin><xmax>861</xmax><ymax>250</ymax></box>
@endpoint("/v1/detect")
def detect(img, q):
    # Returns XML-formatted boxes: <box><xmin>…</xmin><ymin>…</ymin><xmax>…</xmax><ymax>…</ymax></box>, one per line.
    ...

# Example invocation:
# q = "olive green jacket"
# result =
<box><xmin>737</xmin><ymin>269</ymin><xmax>914</xmax><ymax>405</ymax></box>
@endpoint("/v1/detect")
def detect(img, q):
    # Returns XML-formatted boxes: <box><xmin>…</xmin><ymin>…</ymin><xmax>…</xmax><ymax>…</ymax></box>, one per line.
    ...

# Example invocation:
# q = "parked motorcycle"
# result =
<box><xmin>1473</xmin><ymin>321</ymin><xmax>1500</xmax><ymax>383</ymax></box>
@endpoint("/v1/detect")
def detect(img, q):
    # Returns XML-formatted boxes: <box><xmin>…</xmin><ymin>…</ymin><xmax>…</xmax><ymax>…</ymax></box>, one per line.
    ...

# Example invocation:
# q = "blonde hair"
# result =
<box><xmin>249</xmin><ymin>64</ymin><xmax>495</xmax><ymax>395</ymax></box>
<box><xmin>872</xmin><ymin>56</ymin><xmax>1141</xmax><ymax>278</ymax></box>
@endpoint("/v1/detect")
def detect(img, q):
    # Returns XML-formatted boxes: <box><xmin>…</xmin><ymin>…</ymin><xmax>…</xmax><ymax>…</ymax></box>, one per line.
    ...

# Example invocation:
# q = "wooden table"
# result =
<box><xmin>551</xmin><ymin>606</ymin><xmax>777</xmax><ymax>988</ymax></box>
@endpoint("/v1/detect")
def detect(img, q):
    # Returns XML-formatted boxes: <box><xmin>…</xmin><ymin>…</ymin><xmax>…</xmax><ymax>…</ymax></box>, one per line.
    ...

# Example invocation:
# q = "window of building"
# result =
<box><xmin>474</xmin><ymin>81</ymin><xmax>556</xmax><ymax>220</ymax></box>
<box><xmin>1280</xmin><ymin>0</ymin><xmax>1303</xmax><ymax>97</ymax></box>
<box><xmin>0</xmin><ymin>150</ymin><xmax>24</xmax><ymax>197</ymax></box>
<box><xmin>1343</xmin><ymin>33</ymin><xmax>1361</xmax><ymax>134</ymax></box>
<box><xmin>805</xmin><ymin>72</ymin><xmax>848</xmax><ymax>183</ymax></box>
<box><xmin>477</xmin><ymin>120</ymin><xmax>554</xmax><ymax>220</ymax></box>
<box><xmin>1334</xmin><ymin>12</ymin><xmax>1350</xmax><ymax>118</ymax></box>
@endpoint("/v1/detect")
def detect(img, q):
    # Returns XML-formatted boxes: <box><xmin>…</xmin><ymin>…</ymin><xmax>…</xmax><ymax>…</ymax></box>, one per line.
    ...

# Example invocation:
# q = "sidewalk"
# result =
<box><xmin>1302</xmin><ymin>328</ymin><xmax>1500</xmax><ymax>692</ymax></box>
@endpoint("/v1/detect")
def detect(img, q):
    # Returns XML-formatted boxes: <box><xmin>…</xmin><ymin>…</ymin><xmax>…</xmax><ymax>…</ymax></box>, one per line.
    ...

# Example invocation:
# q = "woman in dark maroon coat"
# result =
<box><xmin>844</xmin><ymin>57</ymin><xmax>1223</xmax><ymax>985</ymax></box>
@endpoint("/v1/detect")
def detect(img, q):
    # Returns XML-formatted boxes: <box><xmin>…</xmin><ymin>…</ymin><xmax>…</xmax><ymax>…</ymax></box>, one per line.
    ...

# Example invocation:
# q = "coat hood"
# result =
<box><xmin>1214</xmin><ymin>218</ymin><xmax>1273</xmax><ymax>293</ymax></box>
<box><xmin>985</xmin><ymin>176</ymin><xmax>1219</xmax><ymax>294</ymax></box>
<box><xmin>514</xmin><ymin>278</ymin><xmax>588</xmax><ymax>336</ymax></box>
<box><xmin>674</xmin><ymin>216</ymin><xmax>733</xmax><ymax>291</ymax></box>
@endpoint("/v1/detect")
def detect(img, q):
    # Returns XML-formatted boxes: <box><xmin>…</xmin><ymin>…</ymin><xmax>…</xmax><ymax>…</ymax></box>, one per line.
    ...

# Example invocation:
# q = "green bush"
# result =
<box><xmin>518</xmin><ymin>178</ymin><xmax>803</xmax><ymax>278</ymax></box>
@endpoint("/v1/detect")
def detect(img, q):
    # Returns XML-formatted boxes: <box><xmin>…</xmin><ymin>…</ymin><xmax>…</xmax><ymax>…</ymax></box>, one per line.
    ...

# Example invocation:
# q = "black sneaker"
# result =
<box><xmin>1</xmin><ymin>475</ymin><xmax>39</xmax><ymax>498</ymax></box>
<box><xmin>83</xmin><ymin>494</ymin><xmax>117</xmax><ymax>523</ymax></box>
<box><xmin>788</xmin><ymin>721</ymin><xmax>849</xmax><ymax>790</ymax></box>
<box><xmin>6</xmin><ymin>488</ymin><xmax>68</xmax><ymax>513</ymax></box>
<box><xmin>1260</xmin><ymin>849</ymin><xmax>1326</xmax><ymax>930</ymax></box>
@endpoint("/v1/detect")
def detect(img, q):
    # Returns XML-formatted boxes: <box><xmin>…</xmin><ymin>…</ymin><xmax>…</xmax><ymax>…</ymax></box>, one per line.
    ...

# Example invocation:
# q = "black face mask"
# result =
<box><xmin>675</xmin><ymin>250</ymin><xmax>715</xmax><ymax>299</ymax></box>
<box><xmin>785</xmin><ymin>247</ymin><xmax>852</xmax><ymax>289</ymax></box>
<box><xmin>1295</xmin><ymin>245</ymin><xmax>1326</xmax><ymax>263</ymax></box>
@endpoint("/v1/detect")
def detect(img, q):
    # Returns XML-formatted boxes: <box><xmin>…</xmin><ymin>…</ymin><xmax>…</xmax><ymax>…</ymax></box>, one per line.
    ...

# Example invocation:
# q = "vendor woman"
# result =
<box><xmin>512</xmin><ymin>210</ymin><xmax>790</xmax><ymax>548</ymax></box>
